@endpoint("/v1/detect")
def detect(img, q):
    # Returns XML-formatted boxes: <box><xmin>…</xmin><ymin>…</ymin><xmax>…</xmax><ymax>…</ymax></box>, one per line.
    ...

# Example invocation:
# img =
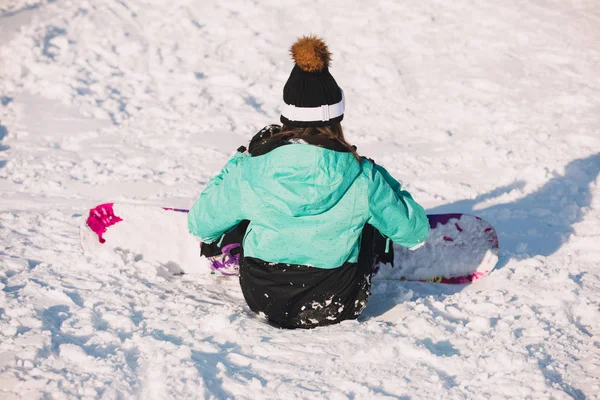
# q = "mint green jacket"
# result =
<box><xmin>188</xmin><ymin>144</ymin><xmax>429</xmax><ymax>269</ymax></box>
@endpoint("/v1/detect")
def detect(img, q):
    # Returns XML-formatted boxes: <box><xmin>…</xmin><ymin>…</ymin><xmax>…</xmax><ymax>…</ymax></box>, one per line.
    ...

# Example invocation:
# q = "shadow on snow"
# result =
<box><xmin>428</xmin><ymin>151</ymin><xmax>600</xmax><ymax>268</ymax></box>
<box><xmin>364</xmin><ymin>151</ymin><xmax>600</xmax><ymax>315</ymax></box>
<box><xmin>361</xmin><ymin>153</ymin><xmax>599</xmax><ymax>398</ymax></box>
<box><xmin>0</xmin><ymin>97</ymin><xmax>10</xmax><ymax>168</ymax></box>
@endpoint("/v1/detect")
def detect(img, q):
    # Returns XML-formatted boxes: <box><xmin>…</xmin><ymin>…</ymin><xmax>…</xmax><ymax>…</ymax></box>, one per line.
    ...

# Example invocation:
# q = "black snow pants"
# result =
<box><xmin>201</xmin><ymin>222</ymin><xmax>392</xmax><ymax>329</ymax></box>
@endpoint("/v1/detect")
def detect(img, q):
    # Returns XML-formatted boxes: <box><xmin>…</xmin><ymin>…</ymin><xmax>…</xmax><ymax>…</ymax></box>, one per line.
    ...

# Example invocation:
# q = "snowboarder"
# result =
<box><xmin>188</xmin><ymin>36</ymin><xmax>429</xmax><ymax>328</ymax></box>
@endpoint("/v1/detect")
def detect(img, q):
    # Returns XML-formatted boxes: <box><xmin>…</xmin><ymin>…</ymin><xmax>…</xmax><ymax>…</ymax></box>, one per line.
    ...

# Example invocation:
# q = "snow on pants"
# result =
<box><xmin>201</xmin><ymin>222</ymin><xmax>390</xmax><ymax>329</ymax></box>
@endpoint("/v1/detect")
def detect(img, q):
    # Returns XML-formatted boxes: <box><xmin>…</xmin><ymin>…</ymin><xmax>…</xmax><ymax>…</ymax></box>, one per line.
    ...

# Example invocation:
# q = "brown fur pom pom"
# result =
<box><xmin>290</xmin><ymin>36</ymin><xmax>331</xmax><ymax>73</ymax></box>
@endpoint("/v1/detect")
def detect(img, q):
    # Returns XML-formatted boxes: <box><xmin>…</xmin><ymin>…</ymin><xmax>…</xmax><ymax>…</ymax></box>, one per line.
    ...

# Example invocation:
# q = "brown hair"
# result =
<box><xmin>269</xmin><ymin>123</ymin><xmax>360</xmax><ymax>160</ymax></box>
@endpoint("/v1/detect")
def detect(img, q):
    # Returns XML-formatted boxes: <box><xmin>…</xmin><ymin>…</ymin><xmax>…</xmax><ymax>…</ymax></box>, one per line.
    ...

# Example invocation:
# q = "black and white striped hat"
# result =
<box><xmin>280</xmin><ymin>36</ymin><xmax>345</xmax><ymax>128</ymax></box>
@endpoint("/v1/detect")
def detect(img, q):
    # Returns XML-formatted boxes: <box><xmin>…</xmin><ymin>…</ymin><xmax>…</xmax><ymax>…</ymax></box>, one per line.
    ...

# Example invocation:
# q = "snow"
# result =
<box><xmin>1</xmin><ymin>0</ymin><xmax>599</xmax><ymax>398</ymax></box>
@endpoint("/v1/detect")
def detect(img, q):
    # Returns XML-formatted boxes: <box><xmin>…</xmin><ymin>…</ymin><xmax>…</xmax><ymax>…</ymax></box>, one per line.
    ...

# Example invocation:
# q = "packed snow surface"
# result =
<box><xmin>1</xmin><ymin>0</ymin><xmax>599</xmax><ymax>398</ymax></box>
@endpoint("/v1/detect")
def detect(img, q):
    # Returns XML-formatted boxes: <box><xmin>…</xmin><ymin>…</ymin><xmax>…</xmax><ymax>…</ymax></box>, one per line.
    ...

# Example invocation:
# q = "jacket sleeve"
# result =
<box><xmin>367</xmin><ymin>163</ymin><xmax>430</xmax><ymax>248</ymax></box>
<box><xmin>188</xmin><ymin>153</ymin><xmax>246</xmax><ymax>243</ymax></box>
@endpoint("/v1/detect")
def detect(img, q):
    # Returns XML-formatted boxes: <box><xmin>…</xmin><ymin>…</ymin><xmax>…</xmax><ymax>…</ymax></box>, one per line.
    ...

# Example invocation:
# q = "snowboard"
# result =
<box><xmin>80</xmin><ymin>203</ymin><xmax>499</xmax><ymax>283</ymax></box>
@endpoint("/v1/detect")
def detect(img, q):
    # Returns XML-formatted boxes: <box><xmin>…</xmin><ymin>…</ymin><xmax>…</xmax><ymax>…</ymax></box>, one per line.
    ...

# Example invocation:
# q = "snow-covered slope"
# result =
<box><xmin>1</xmin><ymin>0</ymin><xmax>599</xmax><ymax>398</ymax></box>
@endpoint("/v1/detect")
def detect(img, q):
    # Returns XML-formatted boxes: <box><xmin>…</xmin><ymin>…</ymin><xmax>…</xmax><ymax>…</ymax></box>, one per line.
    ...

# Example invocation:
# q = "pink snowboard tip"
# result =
<box><xmin>86</xmin><ymin>203</ymin><xmax>123</xmax><ymax>243</ymax></box>
<box><xmin>432</xmin><ymin>271</ymin><xmax>488</xmax><ymax>284</ymax></box>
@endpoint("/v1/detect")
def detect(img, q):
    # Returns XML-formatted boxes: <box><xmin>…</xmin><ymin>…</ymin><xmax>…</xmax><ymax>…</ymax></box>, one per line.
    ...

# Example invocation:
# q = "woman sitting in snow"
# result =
<box><xmin>188</xmin><ymin>36</ymin><xmax>429</xmax><ymax>329</ymax></box>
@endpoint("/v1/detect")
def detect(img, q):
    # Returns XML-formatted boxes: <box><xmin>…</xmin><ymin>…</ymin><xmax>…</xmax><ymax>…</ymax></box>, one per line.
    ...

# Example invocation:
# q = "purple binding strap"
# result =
<box><xmin>209</xmin><ymin>243</ymin><xmax>241</xmax><ymax>276</ymax></box>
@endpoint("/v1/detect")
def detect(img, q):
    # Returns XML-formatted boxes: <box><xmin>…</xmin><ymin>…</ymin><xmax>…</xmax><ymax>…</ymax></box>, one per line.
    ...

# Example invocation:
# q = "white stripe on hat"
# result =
<box><xmin>281</xmin><ymin>89</ymin><xmax>345</xmax><ymax>122</ymax></box>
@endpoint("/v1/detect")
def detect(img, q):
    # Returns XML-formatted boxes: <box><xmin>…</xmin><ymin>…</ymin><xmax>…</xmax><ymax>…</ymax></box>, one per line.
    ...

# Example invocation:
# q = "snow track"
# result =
<box><xmin>1</xmin><ymin>0</ymin><xmax>599</xmax><ymax>398</ymax></box>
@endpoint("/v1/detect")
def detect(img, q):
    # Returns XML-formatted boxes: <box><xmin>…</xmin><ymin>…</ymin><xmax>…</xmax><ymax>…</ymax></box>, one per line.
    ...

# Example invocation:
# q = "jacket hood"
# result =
<box><xmin>244</xmin><ymin>144</ymin><xmax>361</xmax><ymax>217</ymax></box>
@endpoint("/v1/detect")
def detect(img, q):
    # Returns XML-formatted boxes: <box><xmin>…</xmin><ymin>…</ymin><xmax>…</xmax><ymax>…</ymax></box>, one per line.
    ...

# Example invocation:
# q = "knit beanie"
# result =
<box><xmin>280</xmin><ymin>36</ymin><xmax>345</xmax><ymax>127</ymax></box>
